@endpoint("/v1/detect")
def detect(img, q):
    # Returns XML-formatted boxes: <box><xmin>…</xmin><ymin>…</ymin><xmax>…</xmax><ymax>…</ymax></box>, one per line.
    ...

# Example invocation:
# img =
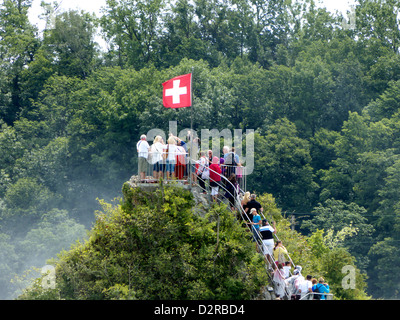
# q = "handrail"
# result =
<box><xmin>136</xmin><ymin>150</ymin><xmax>189</xmax><ymax>182</ymax></box>
<box><xmin>220</xmin><ymin>164</ymin><xmax>247</xmax><ymax>193</ymax></box>
<box><xmin>299</xmin><ymin>292</ymin><xmax>334</xmax><ymax>300</ymax></box>
<box><xmin>137</xmin><ymin>151</ymin><xmax>247</xmax><ymax>191</ymax></box>
<box><xmin>257</xmin><ymin>210</ymin><xmax>296</xmax><ymax>272</ymax></box>
<box><xmin>192</xmin><ymin>163</ymin><xmax>280</xmax><ymax>289</ymax></box>
<box><xmin>208</xmin><ymin>172</ymin><xmax>297</xmax><ymax>279</ymax></box>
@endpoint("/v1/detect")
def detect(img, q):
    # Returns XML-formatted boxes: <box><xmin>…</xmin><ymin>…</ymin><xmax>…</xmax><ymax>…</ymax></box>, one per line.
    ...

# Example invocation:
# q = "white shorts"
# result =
<box><xmin>262</xmin><ymin>239</ymin><xmax>274</xmax><ymax>256</ymax></box>
<box><xmin>211</xmin><ymin>186</ymin><xmax>219</xmax><ymax>196</ymax></box>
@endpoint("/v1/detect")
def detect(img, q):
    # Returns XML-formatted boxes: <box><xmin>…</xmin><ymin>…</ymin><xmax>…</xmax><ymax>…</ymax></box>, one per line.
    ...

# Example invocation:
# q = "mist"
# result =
<box><xmin>0</xmin><ymin>170</ymin><xmax>128</xmax><ymax>299</ymax></box>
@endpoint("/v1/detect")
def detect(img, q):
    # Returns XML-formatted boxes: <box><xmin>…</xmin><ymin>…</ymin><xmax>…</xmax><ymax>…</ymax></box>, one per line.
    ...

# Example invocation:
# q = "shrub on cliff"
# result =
<box><xmin>19</xmin><ymin>184</ymin><xmax>268</xmax><ymax>299</ymax></box>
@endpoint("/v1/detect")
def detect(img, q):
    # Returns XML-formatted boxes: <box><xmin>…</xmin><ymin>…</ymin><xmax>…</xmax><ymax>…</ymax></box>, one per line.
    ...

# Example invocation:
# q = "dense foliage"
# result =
<box><xmin>19</xmin><ymin>185</ymin><xmax>270</xmax><ymax>300</ymax></box>
<box><xmin>18</xmin><ymin>185</ymin><xmax>368</xmax><ymax>300</ymax></box>
<box><xmin>1</xmin><ymin>0</ymin><xmax>400</xmax><ymax>299</ymax></box>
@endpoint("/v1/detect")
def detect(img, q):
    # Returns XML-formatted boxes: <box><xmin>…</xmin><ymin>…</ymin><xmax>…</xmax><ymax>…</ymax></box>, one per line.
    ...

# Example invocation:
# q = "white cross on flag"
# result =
<box><xmin>162</xmin><ymin>73</ymin><xmax>192</xmax><ymax>108</ymax></box>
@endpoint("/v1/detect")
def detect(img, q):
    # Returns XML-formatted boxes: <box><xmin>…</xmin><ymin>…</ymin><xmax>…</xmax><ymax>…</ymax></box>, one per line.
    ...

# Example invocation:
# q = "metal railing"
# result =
<box><xmin>220</xmin><ymin>164</ymin><xmax>247</xmax><ymax>192</ymax></box>
<box><xmin>136</xmin><ymin>150</ymin><xmax>190</xmax><ymax>182</ymax></box>
<box><xmin>299</xmin><ymin>292</ymin><xmax>334</xmax><ymax>300</ymax></box>
<box><xmin>135</xmin><ymin>152</ymin><xmax>247</xmax><ymax>191</ymax></box>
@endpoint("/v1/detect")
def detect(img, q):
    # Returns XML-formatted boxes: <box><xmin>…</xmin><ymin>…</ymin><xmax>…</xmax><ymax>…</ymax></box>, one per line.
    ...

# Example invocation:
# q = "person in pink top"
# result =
<box><xmin>209</xmin><ymin>156</ymin><xmax>222</xmax><ymax>202</ymax></box>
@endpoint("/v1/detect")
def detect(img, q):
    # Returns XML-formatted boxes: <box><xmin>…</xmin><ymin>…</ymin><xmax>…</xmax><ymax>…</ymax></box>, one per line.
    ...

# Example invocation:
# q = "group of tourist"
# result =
<box><xmin>136</xmin><ymin>134</ymin><xmax>244</xmax><ymax>204</ymax></box>
<box><xmin>195</xmin><ymin>146</ymin><xmax>242</xmax><ymax>209</ymax></box>
<box><xmin>137</xmin><ymin>133</ymin><xmax>247</xmax><ymax>216</ymax></box>
<box><xmin>240</xmin><ymin>192</ymin><xmax>330</xmax><ymax>300</ymax></box>
<box><xmin>137</xmin><ymin>134</ymin><xmax>330</xmax><ymax>300</ymax></box>
<box><xmin>136</xmin><ymin>134</ymin><xmax>188</xmax><ymax>181</ymax></box>
<box><xmin>284</xmin><ymin>266</ymin><xmax>331</xmax><ymax>300</ymax></box>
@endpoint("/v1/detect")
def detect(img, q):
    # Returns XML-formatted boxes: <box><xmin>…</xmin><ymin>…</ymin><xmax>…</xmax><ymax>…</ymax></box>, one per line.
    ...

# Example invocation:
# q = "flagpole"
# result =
<box><xmin>163</xmin><ymin>72</ymin><xmax>193</xmax><ymax>185</ymax></box>
<box><xmin>190</xmin><ymin>68</ymin><xmax>194</xmax><ymax>188</ymax></box>
<box><xmin>190</xmin><ymin>68</ymin><xmax>193</xmax><ymax>136</ymax></box>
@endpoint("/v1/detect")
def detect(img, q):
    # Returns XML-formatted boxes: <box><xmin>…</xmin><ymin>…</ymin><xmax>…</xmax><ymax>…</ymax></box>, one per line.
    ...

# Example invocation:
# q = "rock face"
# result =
<box><xmin>127</xmin><ymin>175</ymin><xmax>213</xmax><ymax>217</ymax></box>
<box><xmin>189</xmin><ymin>186</ymin><xmax>213</xmax><ymax>216</ymax></box>
<box><xmin>257</xmin><ymin>287</ymin><xmax>277</xmax><ymax>300</ymax></box>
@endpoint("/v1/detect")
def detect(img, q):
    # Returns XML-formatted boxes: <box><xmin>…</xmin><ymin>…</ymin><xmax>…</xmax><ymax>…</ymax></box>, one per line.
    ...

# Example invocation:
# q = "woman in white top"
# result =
<box><xmin>164</xmin><ymin>136</ymin><xmax>177</xmax><ymax>179</ymax></box>
<box><xmin>196</xmin><ymin>151</ymin><xmax>208</xmax><ymax>193</ymax></box>
<box><xmin>150</xmin><ymin>135</ymin><xmax>165</xmax><ymax>180</ymax></box>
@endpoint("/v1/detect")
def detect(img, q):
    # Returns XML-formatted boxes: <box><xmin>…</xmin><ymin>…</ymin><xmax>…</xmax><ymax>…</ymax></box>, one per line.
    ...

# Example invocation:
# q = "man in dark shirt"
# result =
<box><xmin>259</xmin><ymin>219</ymin><xmax>276</xmax><ymax>265</ymax></box>
<box><xmin>245</xmin><ymin>194</ymin><xmax>263</xmax><ymax>215</ymax></box>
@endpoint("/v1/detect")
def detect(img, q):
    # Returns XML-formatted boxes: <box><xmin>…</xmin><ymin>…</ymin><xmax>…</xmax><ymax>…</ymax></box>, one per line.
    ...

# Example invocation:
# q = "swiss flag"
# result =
<box><xmin>162</xmin><ymin>73</ymin><xmax>192</xmax><ymax>108</ymax></box>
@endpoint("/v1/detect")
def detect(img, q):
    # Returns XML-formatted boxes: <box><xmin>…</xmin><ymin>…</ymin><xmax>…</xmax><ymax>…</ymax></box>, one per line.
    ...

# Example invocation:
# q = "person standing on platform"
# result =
<box><xmin>209</xmin><ymin>156</ymin><xmax>222</xmax><ymax>202</ymax></box>
<box><xmin>137</xmin><ymin>134</ymin><xmax>150</xmax><ymax>182</ymax></box>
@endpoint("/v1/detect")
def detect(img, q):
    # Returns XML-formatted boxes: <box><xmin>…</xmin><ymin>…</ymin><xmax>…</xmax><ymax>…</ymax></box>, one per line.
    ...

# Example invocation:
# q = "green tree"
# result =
<box><xmin>310</xmin><ymin>128</ymin><xmax>340</xmax><ymax>172</ymax></box>
<box><xmin>17</xmin><ymin>209</ymin><xmax>87</xmax><ymax>271</ymax></box>
<box><xmin>352</xmin><ymin>149</ymin><xmax>399</xmax><ymax>213</ymax></box>
<box><xmin>356</xmin><ymin>0</ymin><xmax>400</xmax><ymax>54</ymax></box>
<box><xmin>13</xmin><ymin>137</ymin><xmax>70</xmax><ymax>194</ymax></box>
<box><xmin>289</xmin><ymin>55</ymin><xmax>335</xmax><ymax>135</ymax></box>
<box><xmin>0</xmin><ymin>122</ymin><xmax>25</xmax><ymax>189</ymax></box>
<box><xmin>25</xmin><ymin>75</ymin><xmax>83</xmax><ymax>138</ymax></box>
<box><xmin>22</xmin><ymin>185</ymin><xmax>269</xmax><ymax>300</ymax></box>
<box><xmin>247</xmin><ymin>0</ymin><xmax>292</xmax><ymax>66</ymax></box>
<box><xmin>1</xmin><ymin>177</ymin><xmax>61</xmax><ymax>240</ymax></box>
<box><xmin>319</xmin><ymin>112</ymin><xmax>398</xmax><ymax>206</ymax></box>
<box><xmin>302</xmin><ymin>198</ymin><xmax>374</xmax><ymax>270</ymax></box>
<box><xmin>364</xmin><ymin>80</ymin><xmax>400</xmax><ymax>121</ymax></box>
<box><xmin>227</xmin><ymin>0</ymin><xmax>254</xmax><ymax>60</ymax></box>
<box><xmin>220</xmin><ymin>57</ymin><xmax>269</xmax><ymax>129</ymax></box>
<box><xmin>368</xmin><ymin>238</ymin><xmax>400</xmax><ymax>299</ymax></box>
<box><xmin>306</xmin><ymin>230</ymin><xmax>370</xmax><ymax>300</ymax></box>
<box><xmin>0</xmin><ymin>233</ymin><xmax>19</xmax><ymax>299</ymax></box>
<box><xmin>364</xmin><ymin>53</ymin><xmax>400</xmax><ymax>100</ymax></box>
<box><xmin>100</xmin><ymin>0</ymin><xmax>165</xmax><ymax>69</ymax></box>
<box><xmin>319</xmin><ymin>112</ymin><xmax>371</xmax><ymax>202</ymax></box>
<box><xmin>249</xmin><ymin>119</ymin><xmax>317</xmax><ymax>212</ymax></box>
<box><xmin>43</xmin><ymin>10</ymin><xmax>98</xmax><ymax>79</ymax></box>
<box><xmin>321</xmin><ymin>247</ymin><xmax>369</xmax><ymax>300</ymax></box>
<box><xmin>18</xmin><ymin>47</ymin><xmax>55</xmax><ymax>116</ymax></box>
<box><xmin>373</xmin><ymin>158</ymin><xmax>400</xmax><ymax>236</ymax></box>
<box><xmin>0</xmin><ymin>0</ymin><xmax>39</xmax><ymax>124</ymax></box>
<box><xmin>3</xmin><ymin>177</ymin><xmax>56</xmax><ymax>213</ymax></box>
<box><xmin>158</xmin><ymin>0</ymin><xmax>207</xmax><ymax>67</ymax></box>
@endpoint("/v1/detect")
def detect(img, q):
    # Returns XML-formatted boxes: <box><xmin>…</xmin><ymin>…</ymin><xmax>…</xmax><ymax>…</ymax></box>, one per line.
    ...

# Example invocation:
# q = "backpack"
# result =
<box><xmin>314</xmin><ymin>283</ymin><xmax>328</xmax><ymax>300</ymax></box>
<box><xmin>313</xmin><ymin>284</ymin><xmax>321</xmax><ymax>300</ymax></box>
<box><xmin>225</xmin><ymin>152</ymin><xmax>237</xmax><ymax>166</ymax></box>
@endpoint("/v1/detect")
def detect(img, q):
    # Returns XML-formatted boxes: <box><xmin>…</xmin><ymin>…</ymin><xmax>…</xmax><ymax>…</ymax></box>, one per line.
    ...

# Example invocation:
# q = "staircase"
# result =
<box><xmin>191</xmin><ymin>164</ymin><xmax>292</xmax><ymax>299</ymax></box>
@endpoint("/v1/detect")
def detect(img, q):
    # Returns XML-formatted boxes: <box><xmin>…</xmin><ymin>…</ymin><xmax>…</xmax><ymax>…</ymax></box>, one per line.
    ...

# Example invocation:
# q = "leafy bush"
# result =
<box><xmin>21</xmin><ymin>185</ymin><xmax>268</xmax><ymax>300</ymax></box>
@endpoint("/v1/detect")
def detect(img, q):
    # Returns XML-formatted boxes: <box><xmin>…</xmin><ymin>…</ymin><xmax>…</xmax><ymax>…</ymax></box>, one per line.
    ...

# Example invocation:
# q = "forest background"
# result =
<box><xmin>1</xmin><ymin>0</ymin><xmax>400</xmax><ymax>299</ymax></box>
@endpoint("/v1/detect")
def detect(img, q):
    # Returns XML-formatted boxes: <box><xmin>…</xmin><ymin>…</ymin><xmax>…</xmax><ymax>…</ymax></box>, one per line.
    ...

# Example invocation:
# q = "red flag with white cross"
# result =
<box><xmin>162</xmin><ymin>73</ymin><xmax>192</xmax><ymax>108</ymax></box>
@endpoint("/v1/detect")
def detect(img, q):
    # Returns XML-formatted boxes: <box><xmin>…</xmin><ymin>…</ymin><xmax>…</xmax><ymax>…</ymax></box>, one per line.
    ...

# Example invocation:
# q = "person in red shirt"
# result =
<box><xmin>209</xmin><ymin>156</ymin><xmax>222</xmax><ymax>202</ymax></box>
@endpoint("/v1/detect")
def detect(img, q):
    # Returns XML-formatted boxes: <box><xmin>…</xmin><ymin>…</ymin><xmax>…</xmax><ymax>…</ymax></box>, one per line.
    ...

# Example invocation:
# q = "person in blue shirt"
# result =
<box><xmin>313</xmin><ymin>277</ymin><xmax>330</xmax><ymax>300</ymax></box>
<box><xmin>247</xmin><ymin>208</ymin><xmax>262</xmax><ymax>251</ymax></box>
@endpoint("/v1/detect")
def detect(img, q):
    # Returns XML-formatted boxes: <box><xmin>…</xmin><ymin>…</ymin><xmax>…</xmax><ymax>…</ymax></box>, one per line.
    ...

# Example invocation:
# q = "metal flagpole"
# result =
<box><xmin>189</xmin><ymin>68</ymin><xmax>194</xmax><ymax>188</ymax></box>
